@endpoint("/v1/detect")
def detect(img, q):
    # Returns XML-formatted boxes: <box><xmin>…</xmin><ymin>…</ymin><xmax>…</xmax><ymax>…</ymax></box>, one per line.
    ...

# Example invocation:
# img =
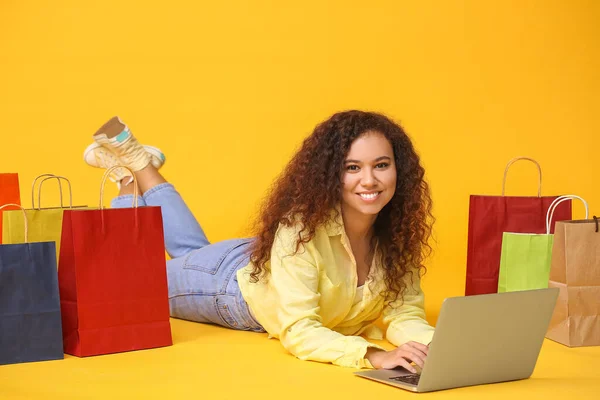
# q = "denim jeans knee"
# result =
<box><xmin>167</xmin><ymin>238</ymin><xmax>264</xmax><ymax>332</ymax></box>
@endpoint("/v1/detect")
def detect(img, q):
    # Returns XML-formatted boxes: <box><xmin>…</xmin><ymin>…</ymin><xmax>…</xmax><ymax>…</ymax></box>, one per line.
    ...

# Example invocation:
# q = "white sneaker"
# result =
<box><xmin>83</xmin><ymin>143</ymin><xmax>166</xmax><ymax>183</ymax></box>
<box><xmin>92</xmin><ymin>116</ymin><xmax>153</xmax><ymax>172</ymax></box>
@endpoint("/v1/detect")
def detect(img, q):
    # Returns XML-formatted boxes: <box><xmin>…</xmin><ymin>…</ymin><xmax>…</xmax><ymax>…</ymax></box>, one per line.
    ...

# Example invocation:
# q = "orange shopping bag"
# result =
<box><xmin>0</xmin><ymin>173</ymin><xmax>21</xmax><ymax>244</ymax></box>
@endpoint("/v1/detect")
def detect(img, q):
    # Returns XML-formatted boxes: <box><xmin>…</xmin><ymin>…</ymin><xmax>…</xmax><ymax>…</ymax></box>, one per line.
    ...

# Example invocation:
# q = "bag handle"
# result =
<box><xmin>545</xmin><ymin>195</ymin><xmax>589</xmax><ymax>234</ymax></box>
<box><xmin>99</xmin><ymin>166</ymin><xmax>139</xmax><ymax>209</ymax></box>
<box><xmin>502</xmin><ymin>157</ymin><xmax>542</xmax><ymax>197</ymax></box>
<box><xmin>31</xmin><ymin>174</ymin><xmax>64</xmax><ymax>209</ymax></box>
<box><xmin>36</xmin><ymin>176</ymin><xmax>73</xmax><ymax>210</ymax></box>
<box><xmin>0</xmin><ymin>204</ymin><xmax>28</xmax><ymax>242</ymax></box>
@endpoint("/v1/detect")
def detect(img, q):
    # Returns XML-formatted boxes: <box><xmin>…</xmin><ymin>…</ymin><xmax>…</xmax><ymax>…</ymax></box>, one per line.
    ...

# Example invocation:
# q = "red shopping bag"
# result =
<box><xmin>58</xmin><ymin>167</ymin><xmax>172</xmax><ymax>356</ymax></box>
<box><xmin>0</xmin><ymin>173</ymin><xmax>21</xmax><ymax>244</ymax></box>
<box><xmin>465</xmin><ymin>157</ymin><xmax>572</xmax><ymax>296</ymax></box>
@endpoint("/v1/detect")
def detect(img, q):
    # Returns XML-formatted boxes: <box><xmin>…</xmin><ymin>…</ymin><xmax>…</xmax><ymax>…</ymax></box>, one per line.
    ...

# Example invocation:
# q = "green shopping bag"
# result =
<box><xmin>498</xmin><ymin>195</ymin><xmax>589</xmax><ymax>293</ymax></box>
<box><xmin>2</xmin><ymin>175</ymin><xmax>85</xmax><ymax>265</ymax></box>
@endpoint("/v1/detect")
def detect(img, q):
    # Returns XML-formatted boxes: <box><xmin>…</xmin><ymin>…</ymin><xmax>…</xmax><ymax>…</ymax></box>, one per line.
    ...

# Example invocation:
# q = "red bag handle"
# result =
<box><xmin>99</xmin><ymin>166</ymin><xmax>139</xmax><ymax>209</ymax></box>
<box><xmin>502</xmin><ymin>157</ymin><xmax>542</xmax><ymax>197</ymax></box>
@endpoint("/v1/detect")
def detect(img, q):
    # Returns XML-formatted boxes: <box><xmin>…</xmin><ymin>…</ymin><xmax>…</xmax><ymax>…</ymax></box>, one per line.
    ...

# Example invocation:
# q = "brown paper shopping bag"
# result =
<box><xmin>546</xmin><ymin>196</ymin><xmax>600</xmax><ymax>347</ymax></box>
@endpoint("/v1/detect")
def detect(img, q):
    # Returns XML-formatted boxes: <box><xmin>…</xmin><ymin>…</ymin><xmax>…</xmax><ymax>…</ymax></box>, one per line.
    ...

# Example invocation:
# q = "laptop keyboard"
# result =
<box><xmin>389</xmin><ymin>373</ymin><xmax>420</xmax><ymax>386</ymax></box>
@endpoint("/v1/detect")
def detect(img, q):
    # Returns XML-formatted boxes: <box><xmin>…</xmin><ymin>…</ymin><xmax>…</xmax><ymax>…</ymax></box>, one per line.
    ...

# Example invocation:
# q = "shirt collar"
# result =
<box><xmin>324</xmin><ymin>205</ymin><xmax>385</xmax><ymax>283</ymax></box>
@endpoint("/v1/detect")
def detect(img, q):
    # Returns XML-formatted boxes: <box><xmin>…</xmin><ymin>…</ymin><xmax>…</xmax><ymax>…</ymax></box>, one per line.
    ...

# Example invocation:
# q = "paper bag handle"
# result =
<box><xmin>502</xmin><ymin>157</ymin><xmax>542</xmax><ymax>197</ymax></box>
<box><xmin>0</xmin><ymin>204</ymin><xmax>28</xmax><ymax>242</ymax></box>
<box><xmin>36</xmin><ymin>176</ymin><xmax>73</xmax><ymax>210</ymax></box>
<box><xmin>545</xmin><ymin>195</ymin><xmax>589</xmax><ymax>234</ymax></box>
<box><xmin>99</xmin><ymin>166</ymin><xmax>139</xmax><ymax>209</ymax></box>
<box><xmin>31</xmin><ymin>174</ymin><xmax>64</xmax><ymax>208</ymax></box>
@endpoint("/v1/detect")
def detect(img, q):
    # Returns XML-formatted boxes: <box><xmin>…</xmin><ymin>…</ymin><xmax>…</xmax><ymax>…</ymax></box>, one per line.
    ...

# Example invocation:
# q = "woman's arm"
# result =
<box><xmin>262</xmin><ymin>224</ymin><xmax>387</xmax><ymax>368</ymax></box>
<box><xmin>269</xmin><ymin>235</ymin><xmax>384</xmax><ymax>368</ymax></box>
<box><xmin>382</xmin><ymin>274</ymin><xmax>435</xmax><ymax>347</ymax></box>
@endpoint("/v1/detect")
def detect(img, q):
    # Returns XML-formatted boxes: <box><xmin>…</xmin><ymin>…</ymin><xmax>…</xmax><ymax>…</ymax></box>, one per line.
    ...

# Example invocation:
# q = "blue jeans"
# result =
<box><xmin>111</xmin><ymin>183</ymin><xmax>265</xmax><ymax>332</ymax></box>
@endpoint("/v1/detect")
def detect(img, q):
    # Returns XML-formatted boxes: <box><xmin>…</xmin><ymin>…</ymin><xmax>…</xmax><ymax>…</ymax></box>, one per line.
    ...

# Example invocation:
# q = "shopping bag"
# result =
<box><xmin>547</xmin><ymin>199</ymin><xmax>600</xmax><ymax>347</ymax></box>
<box><xmin>465</xmin><ymin>157</ymin><xmax>572</xmax><ymax>295</ymax></box>
<box><xmin>498</xmin><ymin>195</ymin><xmax>588</xmax><ymax>293</ymax></box>
<box><xmin>2</xmin><ymin>175</ymin><xmax>85</xmax><ymax>265</ymax></box>
<box><xmin>0</xmin><ymin>204</ymin><xmax>63</xmax><ymax>365</ymax></box>
<box><xmin>0</xmin><ymin>173</ymin><xmax>21</xmax><ymax>244</ymax></box>
<box><xmin>59</xmin><ymin>166</ymin><xmax>172</xmax><ymax>356</ymax></box>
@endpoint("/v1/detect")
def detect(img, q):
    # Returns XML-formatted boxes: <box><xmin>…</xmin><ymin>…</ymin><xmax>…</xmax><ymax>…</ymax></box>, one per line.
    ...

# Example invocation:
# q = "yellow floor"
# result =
<box><xmin>1</xmin><ymin>318</ymin><xmax>599</xmax><ymax>399</ymax></box>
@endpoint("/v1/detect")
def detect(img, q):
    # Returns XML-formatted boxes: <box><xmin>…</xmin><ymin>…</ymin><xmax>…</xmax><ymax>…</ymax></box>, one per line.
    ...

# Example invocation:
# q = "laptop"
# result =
<box><xmin>354</xmin><ymin>288</ymin><xmax>559</xmax><ymax>393</ymax></box>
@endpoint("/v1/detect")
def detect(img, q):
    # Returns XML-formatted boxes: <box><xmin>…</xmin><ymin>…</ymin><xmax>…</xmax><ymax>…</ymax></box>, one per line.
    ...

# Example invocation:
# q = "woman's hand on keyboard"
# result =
<box><xmin>366</xmin><ymin>341</ymin><xmax>429</xmax><ymax>372</ymax></box>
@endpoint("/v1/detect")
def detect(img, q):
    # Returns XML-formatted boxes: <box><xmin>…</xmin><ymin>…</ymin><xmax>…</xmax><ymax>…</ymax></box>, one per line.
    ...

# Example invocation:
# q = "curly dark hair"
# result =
<box><xmin>249</xmin><ymin>110</ymin><xmax>434</xmax><ymax>303</ymax></box>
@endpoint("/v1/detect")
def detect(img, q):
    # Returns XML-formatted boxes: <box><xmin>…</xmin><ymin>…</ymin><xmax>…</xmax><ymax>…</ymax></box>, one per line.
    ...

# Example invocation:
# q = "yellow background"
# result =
<box><xmin>1</xmin><ymin>1</ymin><xmax>599</xmax><ymax>398</ymax></box>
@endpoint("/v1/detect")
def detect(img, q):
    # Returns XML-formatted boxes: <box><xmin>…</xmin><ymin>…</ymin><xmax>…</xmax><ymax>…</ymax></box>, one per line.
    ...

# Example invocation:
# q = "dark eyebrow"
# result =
<box><xmin>344</xmin><ymin>156</ymin><xmax>392</xmax><ymax>164</ymax></box>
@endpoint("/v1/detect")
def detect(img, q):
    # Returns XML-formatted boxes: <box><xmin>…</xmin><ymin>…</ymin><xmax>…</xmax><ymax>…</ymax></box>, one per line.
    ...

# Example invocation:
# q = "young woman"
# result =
<box><xmin>84</xmin><ymin>110</ymin><xmax>435</xmax><ymax>371</ymax></box>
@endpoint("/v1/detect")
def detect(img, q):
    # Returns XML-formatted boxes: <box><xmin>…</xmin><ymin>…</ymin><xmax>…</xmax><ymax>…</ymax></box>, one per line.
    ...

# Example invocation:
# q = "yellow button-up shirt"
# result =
<box><xmin>237</xmin><ymin>214</ymin><xmax>435</xmax><ymax>369</ymax></box>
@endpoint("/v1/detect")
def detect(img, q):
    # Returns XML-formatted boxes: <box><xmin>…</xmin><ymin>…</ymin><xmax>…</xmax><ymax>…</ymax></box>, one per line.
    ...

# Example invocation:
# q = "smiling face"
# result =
<box><xmin>341</xmin><ymin>130</ymin><xmax>397</xmax><ymax>221</ymax></box>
